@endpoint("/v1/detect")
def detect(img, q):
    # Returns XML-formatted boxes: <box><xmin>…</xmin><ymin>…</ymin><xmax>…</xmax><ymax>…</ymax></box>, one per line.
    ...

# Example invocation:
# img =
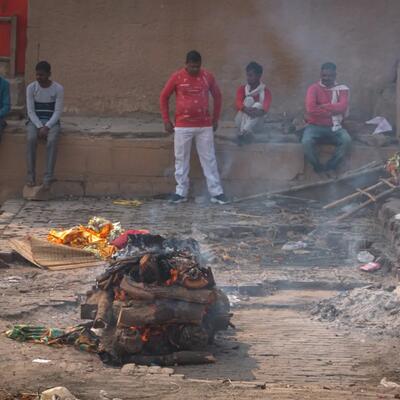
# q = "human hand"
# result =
<box><xmin>251</xmin><ymin>109</ymin><xmax>265</xmax><ymax>118</ymax></box>
<box><xmin>38</xmin><ymin>126</ymin><xmax>50</xmax><ymax>140</ymax></box>
<box><xmin>164</xmin><ymin>121</ymin><xmax>175</xmax><ymax>135</ymax></box>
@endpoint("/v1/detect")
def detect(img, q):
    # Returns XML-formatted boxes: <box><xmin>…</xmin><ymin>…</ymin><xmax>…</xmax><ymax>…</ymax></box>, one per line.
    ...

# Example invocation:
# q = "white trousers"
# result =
<box><xmin>174</xmin><ymin>126</ymin><xmax>223</xmax><ymax>197</ymax></box>
<box><xmin>235</xmin><ymin>96</ymin><xmax>264</xmax><ymax>135</ymax></box>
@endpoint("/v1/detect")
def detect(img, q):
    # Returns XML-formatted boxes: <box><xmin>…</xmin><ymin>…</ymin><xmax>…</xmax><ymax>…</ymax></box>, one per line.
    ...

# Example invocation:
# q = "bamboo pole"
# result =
<box><xmin>335</xmin><ymin>187</ymin><xmax>399</xmax><ymax>222</ymax></box>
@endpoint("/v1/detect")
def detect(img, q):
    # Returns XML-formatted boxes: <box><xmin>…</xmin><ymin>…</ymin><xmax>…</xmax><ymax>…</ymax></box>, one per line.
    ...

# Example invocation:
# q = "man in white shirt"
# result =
<box><xmin>26</xmin><ymin>61</ymin><xmax>64</xmax><ymax>189</ymax></box>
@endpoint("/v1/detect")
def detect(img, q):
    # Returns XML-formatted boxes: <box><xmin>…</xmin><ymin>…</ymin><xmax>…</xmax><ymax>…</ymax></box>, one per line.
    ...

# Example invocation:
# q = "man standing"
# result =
<box><xmin>26</xmin><ymin>61</ymin><xmax>64</xmax><ymax>189</ymax></box>
<box><xmin>160</xmin><ymin>50</ymin><xmax>228</xmax><ymax>204</ymax></box>
<box><xmin>0</xmin><ymin>75</ymin><xmax>11</xmax><ymax>141</ymax></box>
<box><xmin>302</xmin><ymin>62</ymin><xmax>351</xmax><ymax>174</ymax></box>
<box><xmin>235</xmin><ymin>61</ymin><xmax>272</xmax><ymax>144</ymax></box>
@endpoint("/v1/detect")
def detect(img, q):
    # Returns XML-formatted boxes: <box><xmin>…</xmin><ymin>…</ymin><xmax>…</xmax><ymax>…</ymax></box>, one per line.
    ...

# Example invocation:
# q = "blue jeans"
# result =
<box><xmin>26</xmin><ymin>121</ymin><xmax>61</xmax><ymax>184</ymax></box>
<box><xmin>301</xmin><ymin>124</ymin><xmax>351</xmax><ymax>171</ymax></box>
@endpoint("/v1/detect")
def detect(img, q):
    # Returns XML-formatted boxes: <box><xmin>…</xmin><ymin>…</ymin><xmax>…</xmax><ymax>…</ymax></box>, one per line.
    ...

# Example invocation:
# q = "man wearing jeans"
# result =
<box><xmin>26</xmin><ymin>61</ymin><xmax>64</xmax><ymax>189</ymax></box>
<box><xmin>160</xmin><ymin>50</ymin><xmax>228</xmax><ymax>204</ymax></box>
<box><xmin>302</xmin><ymin>62</ymin><xmax>351</xmax><ymax>174</ymax></box>
<box><xmin>0</xmin><ymin>75</ymin><xmax>11</xmax><ymax>140</ymax></box>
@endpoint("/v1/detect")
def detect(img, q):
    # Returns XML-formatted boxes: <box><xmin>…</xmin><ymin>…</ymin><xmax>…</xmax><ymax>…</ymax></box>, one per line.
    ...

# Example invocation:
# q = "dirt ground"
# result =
<box><xmin>0</xmin><ymin>196</ymin><xmax>400</xmax><ymax>399</ymax></box>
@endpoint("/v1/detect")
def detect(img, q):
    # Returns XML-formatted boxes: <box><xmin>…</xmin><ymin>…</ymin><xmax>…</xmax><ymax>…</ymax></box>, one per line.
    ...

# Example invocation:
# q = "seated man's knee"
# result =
<box><xmin>339</xmin><ymin>130</ymin><xmax>352</xmax><ymax>147</ymax></box>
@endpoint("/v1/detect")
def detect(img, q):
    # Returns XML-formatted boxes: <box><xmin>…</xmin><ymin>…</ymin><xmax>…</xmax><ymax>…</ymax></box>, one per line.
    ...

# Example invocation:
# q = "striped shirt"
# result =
<box><xmin>26</xmin><ymin>81</ymin><xmax>64</xmax><ymax>128</ymax></box>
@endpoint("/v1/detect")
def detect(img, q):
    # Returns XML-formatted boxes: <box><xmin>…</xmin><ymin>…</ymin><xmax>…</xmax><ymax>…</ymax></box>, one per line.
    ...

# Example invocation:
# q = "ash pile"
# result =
<box><xmin>82</xmin><ymin>234</ymin><xmax>233</xmax><ymax>366</ymax></box>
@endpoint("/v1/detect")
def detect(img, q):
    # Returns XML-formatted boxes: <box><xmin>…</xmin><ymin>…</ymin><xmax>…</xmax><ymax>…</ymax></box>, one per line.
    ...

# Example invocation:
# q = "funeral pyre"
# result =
<box><xmin>81</xmin><ymin>233</ymin><xmax>233</xmax><ymax>366</ymax></box>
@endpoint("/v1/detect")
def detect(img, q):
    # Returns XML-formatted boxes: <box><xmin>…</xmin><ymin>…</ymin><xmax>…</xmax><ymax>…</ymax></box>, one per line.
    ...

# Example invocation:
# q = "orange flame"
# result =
<box><xmin>165</xmin><ymin>269</ymin><xmax>179</xmax><ymax>286</ymax></box>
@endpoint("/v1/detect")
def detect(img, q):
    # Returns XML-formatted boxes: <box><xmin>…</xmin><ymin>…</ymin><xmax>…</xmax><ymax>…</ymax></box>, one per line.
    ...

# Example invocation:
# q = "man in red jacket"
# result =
<box><xmin>235</xmin><ymin>62</ymin><xmax>272</xmax><ymax>144</ymax></box>
<box><xmin>302</xmin><ymin>62</ymin><xmax>351</xmax><ymax>173</ymax></box>
<box><xmin>160</xmin><ymin>50</ymin><xmax>228</xmax><ymax>204</ymax></box>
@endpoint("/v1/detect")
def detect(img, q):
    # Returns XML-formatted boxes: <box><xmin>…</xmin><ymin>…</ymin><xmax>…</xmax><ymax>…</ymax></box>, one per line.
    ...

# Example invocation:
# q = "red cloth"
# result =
<box><xmin>160</xmin><ymin>68</ymin><xmax>222</xmax><ymax>128</ymax></box>
<box><xmin>235</xmin><ymin>85</ymin><xmax>272</xmax><ymax>112</ymax></box>
<box><xmin>111</xmin><ymin>229</ymin><xmax>150</xmax><ymax>249</ymax></box>
<box><xmin>305</xmin><ymin>82</ymin><xmax>349</xmax><ymax>127</ymax></box>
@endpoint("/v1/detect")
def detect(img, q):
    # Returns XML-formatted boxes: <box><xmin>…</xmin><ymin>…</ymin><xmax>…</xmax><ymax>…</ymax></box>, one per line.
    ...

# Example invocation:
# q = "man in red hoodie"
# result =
<box><xmin>302</xmin><ymin>62</ymin><xmax>351</xmax><ymax>173</ymax></box>
<box><xmin>160</xmin><ymin>50</ymin><xmax>228</xmax><ymax>204</ymax></box>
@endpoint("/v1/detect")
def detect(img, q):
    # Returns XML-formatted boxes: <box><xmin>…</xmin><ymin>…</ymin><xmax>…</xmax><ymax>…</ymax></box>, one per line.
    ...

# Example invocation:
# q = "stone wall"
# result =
<box><xmin>26</xmin><ymin>0</ymin><xmax>400</xmax><ymax>119</ymax></box>
<box><xmin>0</xmin><ymin>123</ymin><xmax>397</xmax><ymax>202</ymax></box>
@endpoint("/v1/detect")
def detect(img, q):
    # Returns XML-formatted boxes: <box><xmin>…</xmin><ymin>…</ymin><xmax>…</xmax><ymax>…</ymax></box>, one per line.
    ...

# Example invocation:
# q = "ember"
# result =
<box><xmin>81</xmin><ymin>234</ymin><xmax>232</xmax><ymax>366</ymax></box>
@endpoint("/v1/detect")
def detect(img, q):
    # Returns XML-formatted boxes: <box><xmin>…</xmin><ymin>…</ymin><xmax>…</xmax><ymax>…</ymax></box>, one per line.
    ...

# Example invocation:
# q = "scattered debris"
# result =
<box><xmin>360</xmin><ymin>262</ymin><xmax>381</xmax><ymax>272</ymax></box>
<box><xmin>40</xmin><ymin>387</ymin><xmax>78</xmax><ymax>400</ymax></box>
<box><xmin>312</xmin><ymin>286</ymin><xmax>400</xmax><ymax>336</ymax></box>
<box><xmin>366</xmin><ymin>116</ymin><xmax>393</xmax><ymax>135</ymax></box>
<box><xmin>32</xmin><ymin>359</ymin><xmax>51</xmax><ymax>364</ymax></box>
<box><xmin>282</xmin><ymin>241</ymin><xmax>308</xmax><ymax>251</ymax></box>
<box><xmin>380</xmin><ymin>377</ymin><xmax>400</xmax><ymax>388</ymax></box>
<box><xmin>113</xmin><ymin>199</ymin><xmax>143</xmax><ymax>207</ymax></box>
<box><xmin>357</xmin><ymin>251</ymin><xmax>375</xmax><ymax>263</ymax></box>
<box><xmin>9</xmin><ymin>236</ymin><xmax>106</xmax><ymax>270</ymax></box>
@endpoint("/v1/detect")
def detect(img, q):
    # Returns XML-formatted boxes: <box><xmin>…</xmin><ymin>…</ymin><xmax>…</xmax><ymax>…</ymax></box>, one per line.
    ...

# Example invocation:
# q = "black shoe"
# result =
<box><xmin>211</xmin><ymin>193</ymin><xmax>229</xmax><ymax>205</ymax></box>
<box><xmin>168</xmin><ymin>193</ymin><xmax>188</xmax><ymax>204</ymax></box>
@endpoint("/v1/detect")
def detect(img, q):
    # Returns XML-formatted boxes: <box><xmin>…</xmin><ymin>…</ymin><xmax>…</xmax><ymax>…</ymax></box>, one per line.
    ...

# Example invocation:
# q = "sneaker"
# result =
<box><xmin>211</xmin><ymin>193</ymin><xmax>229</xmax><ymax>205</ymax></box>
<box><xmin>168</xmin><ymin>193</ymin><xmax>188</xmax><ymax>204</ymax></box>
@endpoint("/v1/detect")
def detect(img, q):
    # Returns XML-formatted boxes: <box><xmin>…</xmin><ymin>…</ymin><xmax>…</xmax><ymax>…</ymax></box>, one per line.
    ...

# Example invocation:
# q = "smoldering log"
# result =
<box><xmin>120</xmin><ymin>276</ymin><xmax>214</xmax><ymax>304</ymax></box>
<box><xmin>81</xmin><ymin>289</ymin><xmax>107</xmax><ymax>320</ymax></box>
<box><xmin>93</xmin><ymin>290</ymin><xmax>113</xmax><ymax>329</ymax></box>
<box><xmin>116</xmin><ymin>300</ymin><xmax>206</xmax><ymax>328</ymax></box>
<box><xmin>127</xmin><ymin>351</ymin><xmax>216</xmax><ymax>366</ymax></box>
<box><xmin>112</xmin><ymin>328</ymin><xmax>143</xmax><ymax>356</ymax></box>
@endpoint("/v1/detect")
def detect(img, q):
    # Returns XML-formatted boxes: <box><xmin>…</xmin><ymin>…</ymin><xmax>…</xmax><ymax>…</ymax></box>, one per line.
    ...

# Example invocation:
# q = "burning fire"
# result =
<box><xmin>114</xmin><ymin>287</ymin><xmax>126</xmax><ymax>301</ymax></box>
<box><xmin>165</xmin><ymin>269</ymin><xmax>179</xmax><ymax>286</ymax></box>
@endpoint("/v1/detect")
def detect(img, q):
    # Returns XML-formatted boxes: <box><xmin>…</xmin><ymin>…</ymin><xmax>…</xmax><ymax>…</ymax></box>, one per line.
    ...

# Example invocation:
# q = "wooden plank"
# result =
<box><xmin>336</xmin><ymin>186</ymin><xmax>399</xmax><ymax>221</ymax></box>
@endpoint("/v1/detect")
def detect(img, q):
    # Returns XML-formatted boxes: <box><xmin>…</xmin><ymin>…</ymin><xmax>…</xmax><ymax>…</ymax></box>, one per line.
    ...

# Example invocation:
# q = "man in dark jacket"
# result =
<box><xmin>0</xmin><ymin>76</ymin><xmax>11</xmax><ymax>141</ymax></box>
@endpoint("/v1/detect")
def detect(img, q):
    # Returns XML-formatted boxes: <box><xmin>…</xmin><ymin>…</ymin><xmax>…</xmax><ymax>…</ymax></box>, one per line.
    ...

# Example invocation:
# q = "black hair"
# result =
<box><xmin>35</xmin><ymin>61</ymin><xmax>51</xmax><ymax>73</ymax></box>
<box><xmin>321</xmin><ymin>62</ymin><xmax>336</xmax><ymax>71</ymax></box>
<box><xmin>246</xmin><ymin>61</ymin><xmax>263</xmax><ymax>76</ymax></box>
<box><xmin>186</xmin><ymin>50</ymin><xmax>202</xmax><ymax>63</ymax></box>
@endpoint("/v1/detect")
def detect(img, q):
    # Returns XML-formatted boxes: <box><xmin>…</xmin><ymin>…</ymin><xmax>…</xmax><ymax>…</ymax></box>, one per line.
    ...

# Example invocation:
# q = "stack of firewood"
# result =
<box><xmin>81</xmin><ymin>234</ymin><xmax>232</xmax><ymax>366</ymax></box>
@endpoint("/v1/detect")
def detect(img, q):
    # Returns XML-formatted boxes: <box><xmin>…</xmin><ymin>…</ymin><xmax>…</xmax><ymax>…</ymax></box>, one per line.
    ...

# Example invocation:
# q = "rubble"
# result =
<box><xmin>311</xmin><ymin>286</ymin><xmax>400</xmax><ymax>336</ymax></box>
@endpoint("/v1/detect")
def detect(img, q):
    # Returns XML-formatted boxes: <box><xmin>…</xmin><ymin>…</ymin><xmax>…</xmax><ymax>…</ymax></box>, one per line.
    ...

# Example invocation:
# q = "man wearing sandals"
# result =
<box><xmin>26</xmin><ymin>61</ymin><xmax>64</xmax><ymax>189</ymax></box>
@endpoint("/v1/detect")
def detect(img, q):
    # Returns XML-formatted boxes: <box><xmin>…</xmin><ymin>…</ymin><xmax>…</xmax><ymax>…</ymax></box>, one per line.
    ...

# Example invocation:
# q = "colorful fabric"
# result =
<box><xmin>111</xmin><ymin>229</ymin><xmax>150</xmax><ymax>249</ymax></box>
<box><xmin>160</xmin><ymin>68</ymin><xmax>222</xmax><ymax>128</ymax></box>
<box><xmin>386</xmin><ymin>153</ymin><xmax>400</xmax><ymax>179</ymax></box>
<box><xmin>5</xmin><ymin>324</ymin><xmax>98</xmax><ymax>353</ymax></box>
<box><xmin>48</xmin><ymin>216</ymin><xmax>121</xmax><ymax>259</ymax></box>
<box><xmin>305</xmin><ymin>81</ymin><xmax>349</xmax><ymax>127</ymax></box>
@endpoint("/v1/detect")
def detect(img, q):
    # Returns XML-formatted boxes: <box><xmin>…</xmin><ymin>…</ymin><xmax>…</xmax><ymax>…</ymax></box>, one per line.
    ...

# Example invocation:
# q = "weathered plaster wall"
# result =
<box><xmin>25</xmin><ymin>0</ymin><xmax>400</xmax><ymax>119</ymax></box>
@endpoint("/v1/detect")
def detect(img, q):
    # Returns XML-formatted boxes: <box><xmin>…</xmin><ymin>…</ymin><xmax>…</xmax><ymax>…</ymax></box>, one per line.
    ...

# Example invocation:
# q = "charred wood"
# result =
<box><xmin>116</xmin><ymin>300</ymin><xmax>206</xmax><ymax>328</ymax></box>
<box><xmin>127</xmin><ymin>351</ymin><xmax>216</xmax><ymax>366</ymax></box>
<box><xmin>120</xmin><ymin>276</ymin><xmax>214</xmax><ymax>304</ymax></box>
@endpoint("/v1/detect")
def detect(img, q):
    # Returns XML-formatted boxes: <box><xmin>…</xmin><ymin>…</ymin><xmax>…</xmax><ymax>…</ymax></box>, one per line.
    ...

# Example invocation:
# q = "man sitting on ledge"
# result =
<box><xmin>235</xmin><ymin>61</ymin><xmax>272</xmax><ymax>145</ymax></box>
<box><xmin>0</xmin><ymin>75</ymin><xmax>10</xmax><ymax>141</ymax></box>
<box><xmin>302</xmin><ymin>62</ymin><xmax>351</xmax><ymax>174</ymax></box>
<box><xmin>26</xmin><ymin>61</ymin><xmax>64</xmax><ymax>189</ymax></box>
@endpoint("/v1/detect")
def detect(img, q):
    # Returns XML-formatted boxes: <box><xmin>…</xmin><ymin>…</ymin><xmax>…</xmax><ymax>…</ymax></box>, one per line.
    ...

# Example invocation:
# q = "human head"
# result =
<box><xmin>185</xmin><ymin>50</ymin><xmax>202</xmax><ymax>76</ymax></box>
<box><xmin>35</xmin><ymin>61</ymin><xmax>51</xmax><ymax>85</ymax></box>
<box><xmin>246</xmin><ymin>61</ymin><xmax>263</xmax><ymax>87</ymax></box>
<box><xmin>320</xmin><ymin>62</ymin><xmax>336</xmax><ymax>87</ymax></box>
